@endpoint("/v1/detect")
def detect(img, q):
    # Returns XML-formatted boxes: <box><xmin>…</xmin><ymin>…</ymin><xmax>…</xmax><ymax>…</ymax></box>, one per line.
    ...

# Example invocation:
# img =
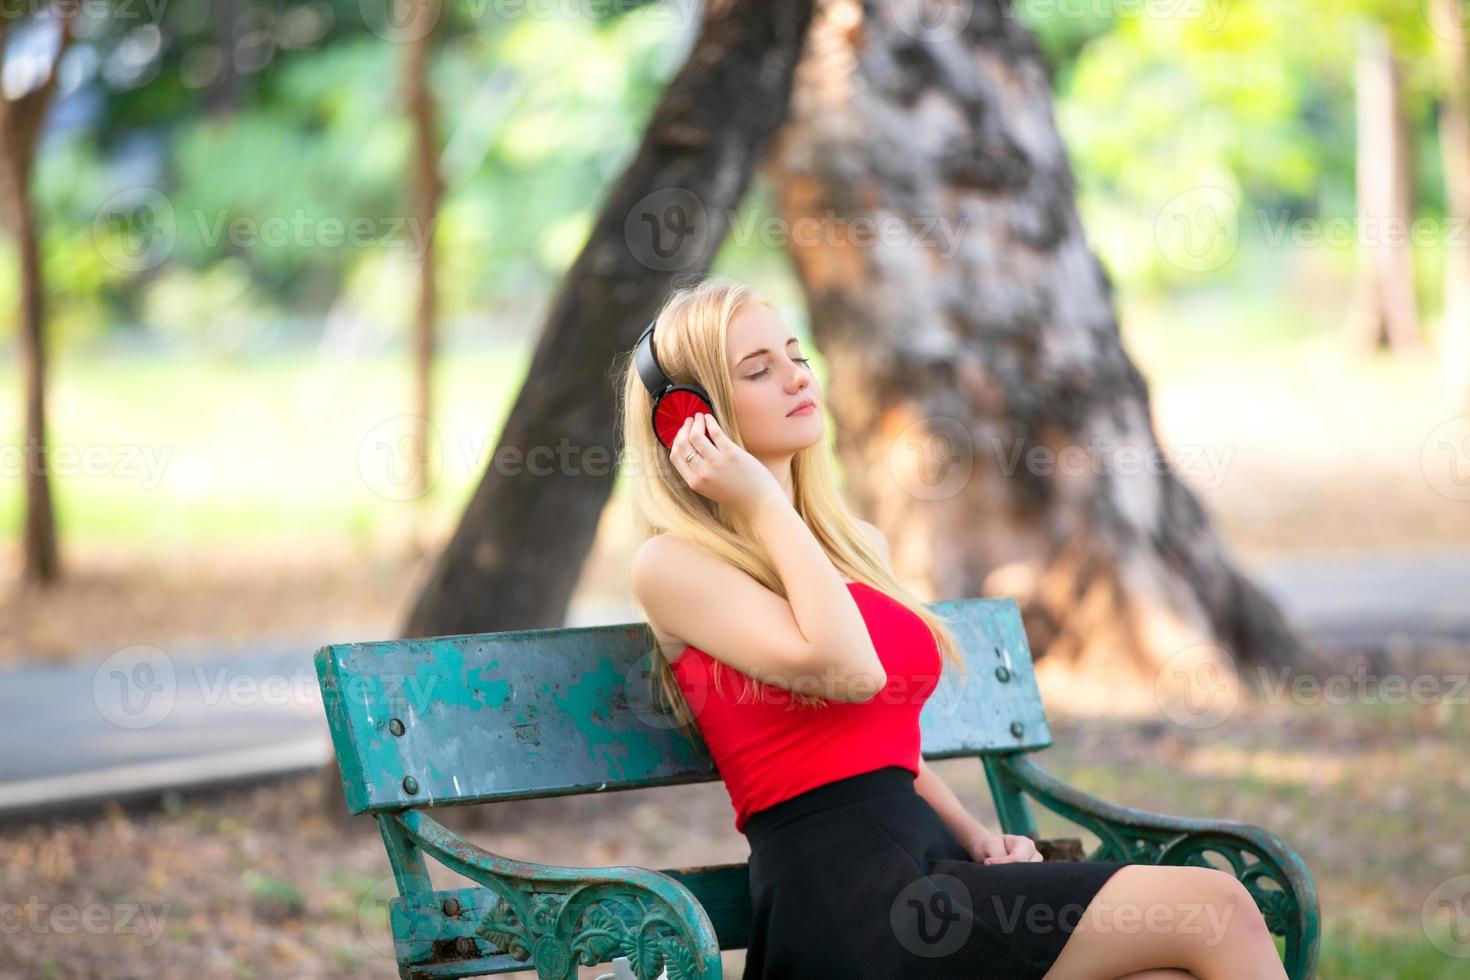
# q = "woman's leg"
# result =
<box><xmin>1041</xmin><ymin>865</ymin><xmax>1287</xmax><ymax>980</ymax></box>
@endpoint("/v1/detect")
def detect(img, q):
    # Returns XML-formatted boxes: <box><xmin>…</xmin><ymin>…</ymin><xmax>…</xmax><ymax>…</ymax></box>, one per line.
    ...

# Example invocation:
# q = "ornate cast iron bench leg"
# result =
<box><xmin>375</xmin><ymin>811</ymin><xmax>723</xmax><ymax>980</ymax></box>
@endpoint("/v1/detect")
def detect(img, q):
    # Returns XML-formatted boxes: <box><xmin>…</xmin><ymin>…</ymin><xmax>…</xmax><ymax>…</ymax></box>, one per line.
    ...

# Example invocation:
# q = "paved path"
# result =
<box><xmin>0</xmin><ymin>599</ymin><xmax>637</xmax><ymax>818</ymax></box>
<box><xmin>1247</xmin><ymin>551</ymin><xmax>1470</xmax><ymax>647</ymax></box>
<box><xmin>2</xmin><ymin>559</ymin><xmax>1465</xmax><ymax>818</ymax></box>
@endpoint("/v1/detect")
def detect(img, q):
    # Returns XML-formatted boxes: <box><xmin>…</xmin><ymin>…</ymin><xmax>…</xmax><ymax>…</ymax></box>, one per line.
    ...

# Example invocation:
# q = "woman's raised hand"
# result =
<box><xmin>669</xmin><ymin>413</ymin><xmax>784</xmax><ymax>517</ymax></box>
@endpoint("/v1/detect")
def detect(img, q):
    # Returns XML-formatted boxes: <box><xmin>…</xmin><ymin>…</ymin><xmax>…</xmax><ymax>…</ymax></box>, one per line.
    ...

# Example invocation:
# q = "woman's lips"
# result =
<box><xmin>787</xmin><ymin>401</ymin><xmax>816</xmax><ymax>416</ymax></box>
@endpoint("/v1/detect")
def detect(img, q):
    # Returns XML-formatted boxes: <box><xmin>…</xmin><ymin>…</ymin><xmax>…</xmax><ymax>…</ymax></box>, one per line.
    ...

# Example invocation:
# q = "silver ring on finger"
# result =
<box><xmin>684</xmin><ymin>450</ymin><xmax>698</xmax><ymax>462</ymax></box>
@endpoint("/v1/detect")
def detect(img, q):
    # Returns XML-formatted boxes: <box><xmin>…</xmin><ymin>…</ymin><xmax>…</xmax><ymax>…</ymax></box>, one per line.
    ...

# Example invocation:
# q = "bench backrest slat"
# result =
<box><xmin>315</xmin><ymin>595</ymin><xmax>1051</xmax><ymax>815</ymax></box>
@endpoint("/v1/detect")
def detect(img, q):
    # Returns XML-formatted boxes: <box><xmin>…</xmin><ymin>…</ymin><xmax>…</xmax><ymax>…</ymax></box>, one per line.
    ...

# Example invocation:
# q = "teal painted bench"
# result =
<box><xmin>315</xmin><ymin>595</ymin><xmax>1320</xmax><ymax>980</ymax></box>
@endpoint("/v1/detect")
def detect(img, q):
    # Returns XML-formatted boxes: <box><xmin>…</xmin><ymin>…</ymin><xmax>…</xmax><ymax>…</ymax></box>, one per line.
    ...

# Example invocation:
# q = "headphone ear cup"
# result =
<box><xmin>652</xmin><ymin>387</ymin><xmax>716</xmax><ymax>451</ymax></box>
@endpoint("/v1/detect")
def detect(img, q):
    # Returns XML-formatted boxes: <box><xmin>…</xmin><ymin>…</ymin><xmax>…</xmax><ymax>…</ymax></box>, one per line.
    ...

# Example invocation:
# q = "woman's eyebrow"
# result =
<box><xmin>734</xmin><ymin>337</ymin><xmax>799</xmax><ymax>366</ymax></box>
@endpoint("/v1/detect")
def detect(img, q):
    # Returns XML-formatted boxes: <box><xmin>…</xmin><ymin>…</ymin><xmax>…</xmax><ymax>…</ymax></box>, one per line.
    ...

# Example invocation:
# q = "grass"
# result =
<box><xmin>3</xmin><ymin>261</ymin><xmax>1466</xmax><ymax>556</ymax></box>
<box><xmin>0</xmin><ymin>344</ymin><xmax>534</xmax><ymax>544</ymax></box>
<box><xmin>1316</xmin><ymin>925</ymin><xmax>1464</xmax><ymax>978</ymax></box>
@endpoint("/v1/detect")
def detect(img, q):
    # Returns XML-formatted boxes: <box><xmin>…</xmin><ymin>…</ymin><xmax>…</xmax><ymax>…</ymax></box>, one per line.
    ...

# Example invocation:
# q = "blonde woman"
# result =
<box><xmin>617</xmin><ymin>277</ymin><xmax>1285</xmax><ymax>980</ymax></box>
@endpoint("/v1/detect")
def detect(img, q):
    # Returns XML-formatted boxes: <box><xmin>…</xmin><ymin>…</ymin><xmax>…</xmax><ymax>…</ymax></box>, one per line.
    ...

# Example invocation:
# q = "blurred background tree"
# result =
<box><xmin>6</xmin><ymin>0</ymin><xmax>1470</xmax><ymax>605</ymax></box>
<box><xmin>5</xmin><ymin>3</ymin><xmax>1469</xmax><ymax>971</ymax></box>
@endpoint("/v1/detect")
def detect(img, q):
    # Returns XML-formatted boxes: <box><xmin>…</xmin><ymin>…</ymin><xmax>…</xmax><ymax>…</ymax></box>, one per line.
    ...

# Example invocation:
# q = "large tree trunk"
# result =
<box><xmin>1431</xmin><ymin>0</ymin><xmax>1470</xmax><ymax>410</ymax></box>
<box><xmin>762</xmin><ymin>0</ymin><xmax>1306</xmax><ymax>686</ymax></box>
<box><xmin>0</xmin><ymin>11</ymin><xmax>72</xmax><ymax>588</ymax></box>
<box><xmin>400</xmin><ymin>0</ymin><xmax>816</xmax><ymax>637</ymax></box>
<box><xmin>1348</xmin><ymin>21</ymin><xmax>1421</xmax><ymax>353</ymax></box>
<box><xmin>404</xmin><ymin>0</ymin><xmax>443</xmax><ymax>502</ymax></box>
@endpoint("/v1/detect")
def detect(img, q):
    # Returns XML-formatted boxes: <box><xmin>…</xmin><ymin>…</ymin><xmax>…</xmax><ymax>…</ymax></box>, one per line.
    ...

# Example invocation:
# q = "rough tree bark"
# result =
<box><xmin>400</xmin><ymin>0</ymin><xmax>816</xmax><ymax>637</ymax></box>
<box><xmin>0</xmin><ymin>9</ymin><xmax>73</xmax><ymax>588</ymax></box>
<box><xmin>762</xmin><ymin>0</ymin><xmax>1307</xmax><ymax>683</ymax></box>
<box><xmin>1348</xmin><ymin>21</ymin><xmax>1421</xmax><ymax>353</ymax></box>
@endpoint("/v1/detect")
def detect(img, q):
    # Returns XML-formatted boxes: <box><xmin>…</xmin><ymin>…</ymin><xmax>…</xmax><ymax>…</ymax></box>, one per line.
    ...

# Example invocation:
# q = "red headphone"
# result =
<box><xmin>634</xmin><ymin>318</ymin><xmax>717</xmax><ymax>451</ymax></box>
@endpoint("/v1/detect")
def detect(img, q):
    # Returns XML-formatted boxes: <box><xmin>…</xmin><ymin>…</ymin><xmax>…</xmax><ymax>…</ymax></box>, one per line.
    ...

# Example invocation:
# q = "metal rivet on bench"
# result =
<box><xmin>388</xmin><ymin>718</ymin><xmax>405</xmax><ymax>737</ymax></box>
<box><xmin>442</xmin><ymin>897</ymin><xmax>462</xmax><ymax>917</ymax></box>
<box><xmin>1010</xmin><ymin>721</ymin><xmax>1025</xmax><ymax>737</ymax></box>
<box><xmin>403</xmin><ymin>775</ymin><xmax>419</xmax><ymax>795</ymax></box>
<box><xmin>994</xmin><ymin>665</ymin><xmax>1011</xmax><ymax>682</ymax></box>
<box><xmin>454</xmin><ymin>937</ymin><xmax>475</xmax><ymax>956</ymax></box>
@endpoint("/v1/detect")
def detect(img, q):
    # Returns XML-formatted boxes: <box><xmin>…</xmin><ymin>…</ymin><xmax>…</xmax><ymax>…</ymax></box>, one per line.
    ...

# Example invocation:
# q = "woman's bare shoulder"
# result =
<box><xmin>632</xmin><ymin>534</ymin><xmax>726</xmax><ymax>652</ymax></box>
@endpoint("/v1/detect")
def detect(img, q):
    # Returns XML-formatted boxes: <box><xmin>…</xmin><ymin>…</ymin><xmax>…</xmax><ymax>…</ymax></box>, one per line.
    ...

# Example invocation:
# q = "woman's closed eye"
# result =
<box><xmin>747</xmin><ymin>357</ymin><xmax>812</xmax><ymax>380</ymax></box>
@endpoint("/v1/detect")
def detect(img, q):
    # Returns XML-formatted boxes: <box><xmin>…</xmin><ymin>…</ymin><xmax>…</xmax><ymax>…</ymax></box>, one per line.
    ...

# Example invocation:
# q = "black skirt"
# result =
<box><xmin>740</xmin><ymin>765</ymin><xmax>1136</xmax><ymax>979</ymax></box>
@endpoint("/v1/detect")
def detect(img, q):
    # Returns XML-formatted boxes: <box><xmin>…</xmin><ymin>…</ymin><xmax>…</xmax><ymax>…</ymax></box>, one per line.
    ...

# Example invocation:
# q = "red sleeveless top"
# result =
<box><xmin>669</xmin><ymin>581</ymin><xmax>943</xmax><ymax>833</ymax></box>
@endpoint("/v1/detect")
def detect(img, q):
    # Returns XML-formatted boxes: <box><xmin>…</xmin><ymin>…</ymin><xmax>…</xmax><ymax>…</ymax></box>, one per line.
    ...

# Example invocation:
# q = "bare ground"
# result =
<box><xmin>3</xmin><ymin>340</ymin><xmax>1469</xmax><ymax>975</ymax></box>
<box><xmin>1</xmin><ymin>672</ymin><xmax>1464</xmax><ymax>978</ymax></box>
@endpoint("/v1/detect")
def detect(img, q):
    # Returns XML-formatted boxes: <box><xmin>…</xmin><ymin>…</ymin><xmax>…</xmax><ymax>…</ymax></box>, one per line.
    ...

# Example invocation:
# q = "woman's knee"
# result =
<box><xmin>1191</xmin><ymin>868</ymin><xmax>1272</xmax><ymax>946</ymax></box>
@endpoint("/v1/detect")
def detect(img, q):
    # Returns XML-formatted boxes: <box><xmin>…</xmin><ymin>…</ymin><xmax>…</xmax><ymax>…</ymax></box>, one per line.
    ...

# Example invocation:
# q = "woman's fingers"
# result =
<box><xmin>705</xmin><ymin>414</ymin><xmax>733</xmax><ymax>449</ymax></box>
<box><xmin>669</xmin><ymin>417</ymin><xmax>695</xmax><ymax>483</ymax></box>
<box><xmin>981</xmin><ymin>835</ymin><xmax>1032</xmax><ymax>865</ymax></box>
<box><xmin>688</xmin><ymin>413</ymin><xmax>717</xmax><ymax>456</ymax></box>
<box><xmin>995</xmin><ymin>835</ymin><xmax>1042</xmax><ymax>863</ymax></box>
<box><xmin>976</xmin><ymin>836</ymin><xmax>1008</xmax><ymax>863</ymax></box>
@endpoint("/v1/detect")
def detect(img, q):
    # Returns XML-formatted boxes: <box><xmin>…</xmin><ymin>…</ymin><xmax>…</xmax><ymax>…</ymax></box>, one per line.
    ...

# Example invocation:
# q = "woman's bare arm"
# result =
<box><xmin>914</xmin><ymin>758</ymin><xmax>999</xmax><ymax>851</ymax></box>
<box><xmin>744</xmin><ymin>492</ymin><xmax>885</xmax><ymax>689</ymax></box>
<box><xmin>632</xmin><ymin>499</ymin><xmax>889</xmax><ymax>703</ymax></box>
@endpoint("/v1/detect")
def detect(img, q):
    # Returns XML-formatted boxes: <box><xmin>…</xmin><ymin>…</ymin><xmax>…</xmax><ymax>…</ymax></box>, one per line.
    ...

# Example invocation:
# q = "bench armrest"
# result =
<box><xmin>384</xmin><ymin>810</ymin><xmax>723</xmax><ymax>980</ymax></box>
<box><xmin>985</xmin><ymin>753</ymin><xmax>1320</xmax><ymax>980</ymax></box>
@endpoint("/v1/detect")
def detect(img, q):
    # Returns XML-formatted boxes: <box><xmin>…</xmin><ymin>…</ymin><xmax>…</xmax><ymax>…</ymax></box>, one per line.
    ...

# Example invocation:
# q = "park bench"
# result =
<box><xmin>315</xmin><ymin>594</ymin><xmax>1320</xmax><ymax>980</ymax></box>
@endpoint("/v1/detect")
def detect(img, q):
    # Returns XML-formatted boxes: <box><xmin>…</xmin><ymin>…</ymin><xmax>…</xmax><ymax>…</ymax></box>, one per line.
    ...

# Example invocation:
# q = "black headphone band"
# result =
<box><xmin>634</xmin><ymin>320</ymin><xmax>670</xmax><ymax>395</ymax></box>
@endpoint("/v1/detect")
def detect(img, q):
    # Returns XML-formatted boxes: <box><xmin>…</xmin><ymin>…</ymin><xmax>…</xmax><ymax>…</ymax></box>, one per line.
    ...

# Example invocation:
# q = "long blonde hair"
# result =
<box><xmin>614</xmin><ymin>275</ymin><xmax>967</xmax><ymax>742</ymax></box>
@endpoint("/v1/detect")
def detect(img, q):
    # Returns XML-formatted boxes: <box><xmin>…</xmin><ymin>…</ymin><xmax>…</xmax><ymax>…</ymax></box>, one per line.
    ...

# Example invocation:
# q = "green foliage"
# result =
<box><xmin>14</xmin><ymin>0</ymin><xmax>681</xmax><ymax>350</ymax></box>
<box><xmin>1028</xmin><ymin>0</ymin><xmax>1458</xmax><ymax>296</ymax></box>
<box><xmin>7</xmin><ymin>0</ymin><xmax>1469</xmax><ymax>352</ymax></box>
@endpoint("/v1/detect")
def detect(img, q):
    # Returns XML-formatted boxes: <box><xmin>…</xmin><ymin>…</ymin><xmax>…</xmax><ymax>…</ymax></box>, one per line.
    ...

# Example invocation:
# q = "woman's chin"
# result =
<box><xmin>792</xmin><ymin>422</ymin><xmax>826</xmax><ymax>451</ymax></box>
<box><xmin>747</xmin><ymin>415</ymin><xmax>826</xmax><ymax>454</ymax></box>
